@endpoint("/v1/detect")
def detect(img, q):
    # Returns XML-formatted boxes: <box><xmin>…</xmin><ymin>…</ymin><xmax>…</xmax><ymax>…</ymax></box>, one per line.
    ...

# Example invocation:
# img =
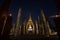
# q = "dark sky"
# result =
<box><xmin>0</xmin><ymin>0</ymin><xmax>57</xmax><ymax>27</ymax></box>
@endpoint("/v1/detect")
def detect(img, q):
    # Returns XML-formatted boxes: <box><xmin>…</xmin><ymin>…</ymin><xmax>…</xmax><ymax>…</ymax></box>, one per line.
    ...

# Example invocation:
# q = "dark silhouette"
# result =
<box><xmin>0</xmin><ymin>0</ymin><xmax>12</xmax><ymax>40</ymax></box>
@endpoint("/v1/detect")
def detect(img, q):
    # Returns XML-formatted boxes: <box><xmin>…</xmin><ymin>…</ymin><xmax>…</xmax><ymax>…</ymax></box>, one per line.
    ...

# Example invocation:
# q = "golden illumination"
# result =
<box><xmin>28</xmin><ymin>25</ymin><xmax>33</xmax><ymax>31</ymax></box>
<box><xmin>28</xmin><ymin>15</ymin><xmax>32</xmax><ymax>21</ymax></box>
<box><xmin>26</xmin><ymin>15</ymin><xmax>35</xmax><ymax>34</ymax></box>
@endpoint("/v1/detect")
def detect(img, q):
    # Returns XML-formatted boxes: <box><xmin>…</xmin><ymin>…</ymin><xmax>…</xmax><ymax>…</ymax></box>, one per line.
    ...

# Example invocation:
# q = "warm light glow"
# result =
<box><xmin>28</xmin><ymin>25</ymin><xmax>33</xmax><ymax>31</ymax></box>
<box><xmin>9</xmin><ymin>14</ymin><xmax>12</xmax><ymax>16</ymax></box>
<box><xmin>50</xmin><ymin>15</ymin><xmax>60</xmax><ymax>18</ymax></box>
<box><xmin>2</xmin><ymin>13</ymin><xmax>7</xmax><ymax>17</ymax></box>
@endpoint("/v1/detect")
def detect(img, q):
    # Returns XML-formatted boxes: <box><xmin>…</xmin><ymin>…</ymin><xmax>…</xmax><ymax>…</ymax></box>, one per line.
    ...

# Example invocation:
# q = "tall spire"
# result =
<box><xmin>35</xmin><ymin>20</ymin><xmax>39</xmax><ymax>34</ymax></box>
<box><xmin>0</xmin><ymin>0</ymin><xmax>12</xmax><ymax>35</ymax></box>
<box><xmin>26</xmin><ymin>13</ymin><xmax>35</xmax><ymax>34</ymax></box>
<box><xmin>41</xmin><ymin>9</ymin><xmax>50</xmax><ymax>37</ymax></box>
<box><xmin>14</xmin><ymin>8</ymin><xmax>21</xmax><ymax>37</ymax></box>
<box><xmin>28</xmin><ymin>13</ymin><xmax>32</xmax><ymax>22</ymax></box>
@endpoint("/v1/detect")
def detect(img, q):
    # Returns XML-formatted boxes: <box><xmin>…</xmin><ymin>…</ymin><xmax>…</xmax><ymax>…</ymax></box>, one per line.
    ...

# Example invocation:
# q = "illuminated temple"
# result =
<box><xmin>9</xmin><ymin>8</ymin><xmax>57</xmax><ymax>37</ymax></box>
<box><xmin>0</xmin><ymin>0</ymin><xmax>59</xmax><ymax>39</ymax></box>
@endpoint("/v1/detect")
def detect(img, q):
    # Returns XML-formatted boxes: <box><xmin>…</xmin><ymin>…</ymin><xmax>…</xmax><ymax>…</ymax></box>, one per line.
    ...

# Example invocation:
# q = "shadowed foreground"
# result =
<box><xmin>9</xmin><ymin>35</ymin><xmax>59</xmax><ymax>40</ymax></box>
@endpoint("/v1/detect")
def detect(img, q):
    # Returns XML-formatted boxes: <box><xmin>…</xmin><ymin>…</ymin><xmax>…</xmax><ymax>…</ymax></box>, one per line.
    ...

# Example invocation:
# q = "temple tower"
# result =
<box><xmin>26</xmin><ymin>14</ymin><xmax>35</xmax><ymax>34</ymax></box>
<box><xmin>35</xmin><ymin>21</ymin><xmax>39</xmax><ymax>34</ymax></box>
<box><xmin>14</xmin><ymin>8</ymin><xmax>21</xmax><ymax>36</ymax></box>
<box><xmin>41</xmin><ymin>10</ymin><xmax>51</xmax><ymax>37</ymax></box>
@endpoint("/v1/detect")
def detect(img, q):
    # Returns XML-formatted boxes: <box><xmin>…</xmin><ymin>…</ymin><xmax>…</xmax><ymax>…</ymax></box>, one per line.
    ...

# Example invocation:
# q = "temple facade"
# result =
<box><xmin>9</xmin><ymin>8</ymin><xmax>57</xmax><ymax>37</ymax></box>
<box><xmin>22</xmin><ymin>15</ymin><xmax>38</xmax><ymax>35</ymax></box>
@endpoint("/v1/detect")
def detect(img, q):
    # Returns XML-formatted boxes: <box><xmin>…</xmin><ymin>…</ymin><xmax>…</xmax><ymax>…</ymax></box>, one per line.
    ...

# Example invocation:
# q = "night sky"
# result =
<box><xmin>0</xmin><ymin>0</ymin><xmax>57</xmax><ymax>27</ymax></box>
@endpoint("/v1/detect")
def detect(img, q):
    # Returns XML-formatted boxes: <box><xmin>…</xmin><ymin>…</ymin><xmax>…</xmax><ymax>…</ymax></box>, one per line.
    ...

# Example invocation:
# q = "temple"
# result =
<box><xmin>24</xmin><ymin>14</ymin><xmax>35</xmax><ymax>34</ymax></box>
<box><xmin>9</xmin><ymin>8</ymin><xmax>57</xmax><ymax>37</ymax></box>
